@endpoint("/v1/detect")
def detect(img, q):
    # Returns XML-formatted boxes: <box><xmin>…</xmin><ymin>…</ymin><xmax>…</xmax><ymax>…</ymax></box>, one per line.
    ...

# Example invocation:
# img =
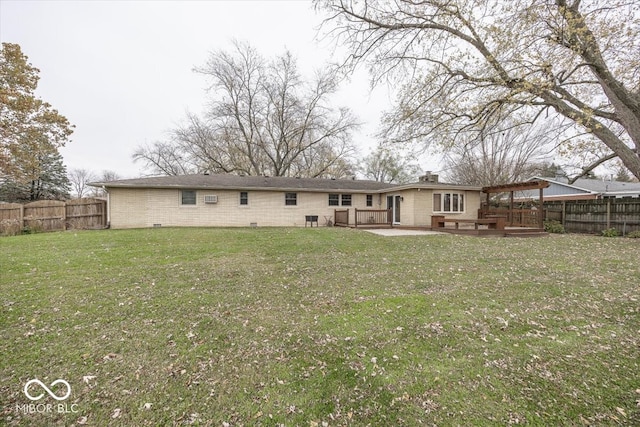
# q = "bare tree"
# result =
<box><xmin>444</xmin><ymin>121</ymin><xmax>554</xmax><ymax>186</ymax></box>
<box><xmin>89</xmin><ymin>170</ymin><xmax>120</xmax><ymax>197</ymax></box>
<box><xmin>134</xmin><ymin>42</ymin><xmax>359</xmax><ymax>178</ymax></box>
<box><xmin>68</xmin><ymin>168</ymin><xmax>97</xmax><ymax>198</ymax></box>
<box><xmin>133</xmin><ymin>140</ymin><xmax>197</xmax><ymax>176</ymax></box>
<box><xmin>360</xmin><ymin>144</ymin><xmax>421</xmax><ymax>183</ymax></box>
<box><xmin>317</xmin><ymin>0</ymin><xmax>640</xmax><ymax>180</ymax></box>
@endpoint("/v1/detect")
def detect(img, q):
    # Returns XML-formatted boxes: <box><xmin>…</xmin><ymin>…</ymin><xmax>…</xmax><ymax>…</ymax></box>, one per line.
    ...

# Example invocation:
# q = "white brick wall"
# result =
<box><xmin>107</xmin><ymin>187</ymin><xmax>481</xmax><ymax>229</ymax></box>
<box><xmin>109</xmin><ymin>188</ymin><xmax>381</xmax><ymax>229</ymax></box>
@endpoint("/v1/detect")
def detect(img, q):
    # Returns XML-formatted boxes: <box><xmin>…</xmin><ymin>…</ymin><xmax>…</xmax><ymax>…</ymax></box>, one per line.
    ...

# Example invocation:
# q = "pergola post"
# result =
<box><xmin>509</xmin><ymin>191</ymin><xmax>514</xmax><ymax>225</ymax></box>
<box><xmin>539</xmin><ymin>186</ymin><xmax>544</xmax><ymax>229</ymax></box>
<box><xmin>481</xmin><ymin>180</ymin><xmax>550</xmax><ymax>229</ymax></box>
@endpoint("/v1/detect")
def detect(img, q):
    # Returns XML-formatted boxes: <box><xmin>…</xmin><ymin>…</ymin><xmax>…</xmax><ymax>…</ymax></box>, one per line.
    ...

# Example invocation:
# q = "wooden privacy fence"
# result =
<box><xmin>0</xmin><ymin>198</ymin><xmax>107</xmax><ymax>233</ymax></box>
<box><xmin>545</xmin><ymin>199</ymin><xmax>640</xmax><ymax>234</ymax></box>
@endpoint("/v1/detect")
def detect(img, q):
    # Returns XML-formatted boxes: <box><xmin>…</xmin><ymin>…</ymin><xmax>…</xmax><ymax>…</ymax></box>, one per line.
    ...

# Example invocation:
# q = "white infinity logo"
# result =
<box><xmin>23</xmin><ymin>379</ymin><xmax>71</xmax><ymax>401</ymax></box>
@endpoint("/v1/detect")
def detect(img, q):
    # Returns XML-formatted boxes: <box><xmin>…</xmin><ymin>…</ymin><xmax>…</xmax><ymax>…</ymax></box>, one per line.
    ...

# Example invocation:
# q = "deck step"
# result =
<box><xmin>504</xmin><ymin>231</ymin><xmax>549</xmax><ymax>238</ymax></box>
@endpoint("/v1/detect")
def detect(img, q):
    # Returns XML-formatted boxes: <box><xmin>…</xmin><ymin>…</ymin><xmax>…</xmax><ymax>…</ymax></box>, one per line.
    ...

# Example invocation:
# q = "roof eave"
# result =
<box><xmin>93</xmin><ymin>183</ymin><xmax>391</xmax><ymax>193</ymax></box>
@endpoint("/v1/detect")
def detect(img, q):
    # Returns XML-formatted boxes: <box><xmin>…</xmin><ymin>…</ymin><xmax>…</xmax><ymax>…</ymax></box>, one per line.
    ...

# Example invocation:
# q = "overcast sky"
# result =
<box><xmin>1</xmin><ymin>0</ymin><xmax>440</xmax><ymax>179</ymax></box>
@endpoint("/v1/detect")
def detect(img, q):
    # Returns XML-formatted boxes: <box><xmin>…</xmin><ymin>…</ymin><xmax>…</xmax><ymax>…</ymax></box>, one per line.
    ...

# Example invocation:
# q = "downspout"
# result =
<box><xmin>103</xmin><ymin>186</ymin><xmax>111</xmax><ymax>229</ymax></box>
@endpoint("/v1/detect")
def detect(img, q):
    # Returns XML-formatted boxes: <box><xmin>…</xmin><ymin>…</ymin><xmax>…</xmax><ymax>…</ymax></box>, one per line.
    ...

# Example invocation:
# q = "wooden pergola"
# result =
<box><xmin>481</xmin><ymin>180</ymin><xmax>550</xmax><ymax>229</ymax></box>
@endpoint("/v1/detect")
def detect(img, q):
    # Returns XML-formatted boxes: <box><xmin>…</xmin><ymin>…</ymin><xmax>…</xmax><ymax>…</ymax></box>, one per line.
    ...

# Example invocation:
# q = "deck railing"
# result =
<box><xmin>479</xmin><ymin>208</ymin><xmax>541</xmax><ymax>227</ymax></box>
<box><xmin>333</xmin><ymin>209</ymin><xmax>393</xmax><ymax>227</ymax></box>
<box><xmin>355</xmin><ymin>209</ymin><xmax>392</xmax><ymax>227</ymax></box>
<box><xmin>334</xmin><ymin>209</ymin><xmax>349</xmax><ymax>227</ymax></box>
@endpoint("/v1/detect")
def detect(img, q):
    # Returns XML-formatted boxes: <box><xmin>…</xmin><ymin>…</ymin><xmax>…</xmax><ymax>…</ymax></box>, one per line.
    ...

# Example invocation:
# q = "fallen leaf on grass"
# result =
<box><xmin>112</xmin><ymin>408</ymin><xmax>121</xmax><ymax>419</ymax></box>
<box><xmin>103</xmin><ymin>353</ymin><xmax>118</xmax><ymax>361</ymax></box>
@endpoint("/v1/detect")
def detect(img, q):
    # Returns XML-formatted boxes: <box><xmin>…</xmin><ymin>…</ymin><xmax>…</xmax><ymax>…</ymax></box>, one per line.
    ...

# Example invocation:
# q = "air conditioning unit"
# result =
<box><xmin>203</xmin><ymin>195</ymin><xmax>218</xmax><ymax>204</ymax></box>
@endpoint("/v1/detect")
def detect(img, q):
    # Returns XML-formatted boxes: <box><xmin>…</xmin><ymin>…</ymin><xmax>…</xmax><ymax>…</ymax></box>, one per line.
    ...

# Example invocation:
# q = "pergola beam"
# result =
<box><xmin>482</xmin><ymin>180</ymin><xmax>550</xmax><ymax>194</ymax></box>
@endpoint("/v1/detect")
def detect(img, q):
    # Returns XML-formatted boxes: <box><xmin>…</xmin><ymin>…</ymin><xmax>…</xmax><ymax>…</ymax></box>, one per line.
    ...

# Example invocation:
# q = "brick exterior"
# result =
<box><xmin>107</xmin><ymin>187</ymin><xmax>481</xmax><ymax>229</ymax></box>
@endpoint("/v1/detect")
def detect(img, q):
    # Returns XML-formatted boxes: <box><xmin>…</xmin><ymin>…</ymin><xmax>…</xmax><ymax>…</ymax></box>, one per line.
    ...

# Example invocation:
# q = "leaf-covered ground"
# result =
<box><xmin>1</xmin><ymin>228</ymin><xmax>639</xmax><ymax>426</ymax></box>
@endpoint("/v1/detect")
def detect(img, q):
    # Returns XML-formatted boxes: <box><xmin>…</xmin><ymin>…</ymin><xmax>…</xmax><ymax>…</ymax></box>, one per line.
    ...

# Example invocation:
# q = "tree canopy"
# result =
<box><xmin>1</xmin><ymin>43</ymin><xmax>74</xmax><ymax>190</ymax></box>
<box><xmin>317</xmin><ymin>0</ymin><xmax>640</xmax><ymax>180</ymax></box>
<box><xmin>134</xmin><ymin>42</ymin><xmax>359</xmax><ymax>178</ymax></box>
<box><xmin>444</xmin><ymin>121</ymin><xmax>554</xmax><ymax>186</ymax></box>
<box><xmin>0</xmin><ymin>151</ymin><xmax>70</xmax><ymax>202</ymax></box>
<box><xmin>360</xmin><ymin>144</ymin><xmax>421</xmax><ymax>183</ymax></box>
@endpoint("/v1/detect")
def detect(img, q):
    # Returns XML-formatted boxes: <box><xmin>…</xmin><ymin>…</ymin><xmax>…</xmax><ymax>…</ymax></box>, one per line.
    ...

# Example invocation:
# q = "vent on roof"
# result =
<box><xmin>204</xmin><ymin>195</ymin><xmax>218</xmax><ymax>204</ymax></box>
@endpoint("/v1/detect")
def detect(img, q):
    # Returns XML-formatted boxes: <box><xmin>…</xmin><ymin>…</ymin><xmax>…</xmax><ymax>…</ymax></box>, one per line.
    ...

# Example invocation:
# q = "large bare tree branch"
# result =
<box><xmin>317</xmin><ymin>0</ymin><xmax>640</xmax><ymax>179</ymax></box>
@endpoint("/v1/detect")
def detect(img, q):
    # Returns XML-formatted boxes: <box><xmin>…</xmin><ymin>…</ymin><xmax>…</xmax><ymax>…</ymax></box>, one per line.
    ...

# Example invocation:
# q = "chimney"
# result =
<box><xmin>419</xmin><ymin>171</ymin><xmax>439</xmax><ymax>183</ymax></box>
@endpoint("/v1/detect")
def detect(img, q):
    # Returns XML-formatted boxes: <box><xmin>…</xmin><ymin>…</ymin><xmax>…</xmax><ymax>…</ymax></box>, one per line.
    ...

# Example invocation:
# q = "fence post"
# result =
<box><xmin>606</xmin><ymin>198</ymin><xmax>611</xmax><ymax>229</ymax></box>
<box><xmin>62</xmin><ymin>201</ymin><xmax>67</xmax><ymax>230</ymax></box>
<box><xmin>19</xmin><ymin>204</ymin><xmax>24</xmax><ymax>229</ymax></box>
<box><xmin>354</xmin><ymin>208</ymin><xmax>358</xmax><ymax>228</ymax></box>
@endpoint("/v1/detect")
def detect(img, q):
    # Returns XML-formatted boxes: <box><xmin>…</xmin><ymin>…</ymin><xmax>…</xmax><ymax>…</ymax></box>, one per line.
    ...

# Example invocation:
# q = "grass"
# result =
<box><xmin>1</xmin><ymin>227</ymin><xmax>639</xmax><ymax>426</ymax></box>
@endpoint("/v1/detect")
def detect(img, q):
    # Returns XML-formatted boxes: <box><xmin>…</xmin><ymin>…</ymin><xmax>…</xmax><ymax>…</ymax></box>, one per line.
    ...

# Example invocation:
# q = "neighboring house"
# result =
<box><xmin>515</xmin><ymin>176</ymin><xmax>640</xmax><ymax>201</ymax></box>
<box><xmin>90</xmin><ymin>173</ymin><xmax>482</xmax><ymax>229</ymax></box>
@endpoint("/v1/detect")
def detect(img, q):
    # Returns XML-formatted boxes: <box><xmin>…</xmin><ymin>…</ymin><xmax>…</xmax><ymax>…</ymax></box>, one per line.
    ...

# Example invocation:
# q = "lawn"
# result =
<box><xmin>1</xmin><ymin>227</ymin><xmax>639</xmax><ymax>426</ymax></box>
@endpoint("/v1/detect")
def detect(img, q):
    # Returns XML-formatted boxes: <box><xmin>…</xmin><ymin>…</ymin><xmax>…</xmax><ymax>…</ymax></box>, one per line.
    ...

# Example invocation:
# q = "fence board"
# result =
<box><xmin>0</xmin><ymin>198</ymin><xmax>106</xmax><ymax>234</ymax></box>
<box><xmin>545</xmin><ymin>199</ymin><xmax>640</xmax><ymax>234</ymax></box>
<box><xmin>0</xmin><ymin>203</ymin><xmax>23</xmax><ymax>221</ymax></box>
<box><xmin>24</xmin><ymin>200</ymin><xmax>65</xmax><ymax>232</ymax></box>
<box><xmin>66</xmin><ymin>198</ymin><xmax>107</xmax><ymax>229</ymax></box>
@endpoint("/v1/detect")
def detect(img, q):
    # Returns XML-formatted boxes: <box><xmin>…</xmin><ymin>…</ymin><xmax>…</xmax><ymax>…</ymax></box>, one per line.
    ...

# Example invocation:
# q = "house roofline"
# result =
<box><xmin>90</xmin><ymin>182</ymin><xmax>389</xmax><ymax>194</ymax></box>
<box><xmin>529</xmin><ymin>176</ymin><xmax>596</xmax><ymax>195</ymax></box>
<box><xmin>89</xmin><ymin>175</ymin><xmax>482</xmax><ymax>194</ymax></box>
<box><xmin>383</xmin><ymin>183</ymin><xmax>482</xmax><ymax>192</ymax></box>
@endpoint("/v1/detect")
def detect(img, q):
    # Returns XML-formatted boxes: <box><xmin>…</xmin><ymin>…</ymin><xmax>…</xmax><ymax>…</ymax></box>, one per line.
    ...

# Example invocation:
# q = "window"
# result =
<box><xmin>433</xmin><ymin>192</ymin><xmax>464</xmax><ymax>212</ymax></box>
<box><xmin>366</xmin><ymin>194</ymin><xmax>373</xmax><ymax>207</ymax></box>
<box><xmin>240</xmin><ymin>191</ymin><xmax>248</xmax><ymax>205</ymax></box>
<box><xmin>328</xmin><ymin>194</ymin><xmax>339</xmax><ymax>206</ymax></box>
<box><xmin>341</xmin><ymin>194</ymin><xmax>352</xmax><ymax>206</ymax></box>
<box><xmin>285</xmin><ymin>192</ymin><xmax>297</xmax><ymax>206</ymax></box>
<box><xmin>181</xmin><ymin>190</ymin><xmax>196</xmax><ymax>205</ymax></box>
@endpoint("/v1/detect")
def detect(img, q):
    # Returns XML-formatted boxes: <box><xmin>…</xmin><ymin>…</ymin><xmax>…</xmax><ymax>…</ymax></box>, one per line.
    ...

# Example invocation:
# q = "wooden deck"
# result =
<box><xmin>334</xmin><ymin>210</ymin><xmax>548</xmax><ymax>237</ymax></box>
<box><xmin>430</xmin><ymin>215</ymin><xmax>547</xmax><ymax>237</ymax></box>
<box><xmin>434</xmin><ymin>226</ymin><xmax>548</xmax><ymax>237</ymax></box>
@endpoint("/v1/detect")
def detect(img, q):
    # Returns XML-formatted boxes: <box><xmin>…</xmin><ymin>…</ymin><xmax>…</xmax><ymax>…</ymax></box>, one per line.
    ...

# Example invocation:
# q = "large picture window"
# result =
<box><xmin>433</xmin><ymin>192</ymin><xmax>464</xmax><ymax>212</ymax></box>
<box><xmin>181</xmin><ymin>190</ymin><xmax>197</xmax><ymax>205</ymax></box>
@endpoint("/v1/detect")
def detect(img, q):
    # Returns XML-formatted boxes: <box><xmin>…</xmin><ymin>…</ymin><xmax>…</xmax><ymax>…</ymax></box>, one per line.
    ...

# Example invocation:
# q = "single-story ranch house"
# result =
<box><xmin>91</xmin><ymin>173</ymin><xmax>482</xmax><ymax>229</ymax></box>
